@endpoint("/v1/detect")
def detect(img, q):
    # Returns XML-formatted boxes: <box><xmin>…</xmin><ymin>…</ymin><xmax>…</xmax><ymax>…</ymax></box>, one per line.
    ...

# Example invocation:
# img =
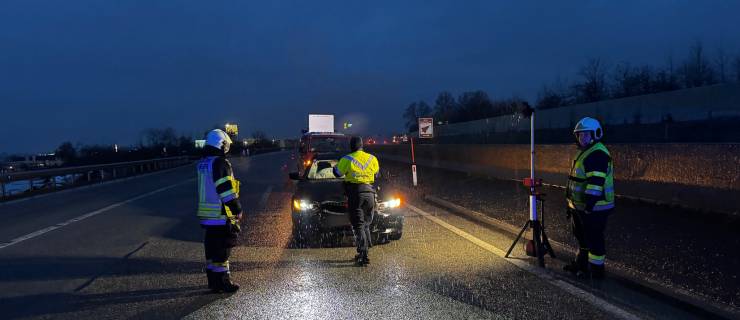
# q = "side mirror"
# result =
<box><xmin>289</xmin><ymin>172</ymin><xmax>301</xmax><ymax>180</ymax></box>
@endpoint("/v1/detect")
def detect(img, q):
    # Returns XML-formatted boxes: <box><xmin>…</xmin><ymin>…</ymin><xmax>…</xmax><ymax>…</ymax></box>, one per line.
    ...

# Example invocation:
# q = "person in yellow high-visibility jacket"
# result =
<box><xmin>564</xmin><ymin>117</ymin><xmax>615</xmax><ymax>279</ymax></box>
<box><xmin>333</xmin><ymin>136</ymin><xmax>379</xmax><ymax>266</ymax></box>
<box><xmin>197</xmin><ymin>129</ymin><xmax>243</xmax><ymax>292</ymax></box>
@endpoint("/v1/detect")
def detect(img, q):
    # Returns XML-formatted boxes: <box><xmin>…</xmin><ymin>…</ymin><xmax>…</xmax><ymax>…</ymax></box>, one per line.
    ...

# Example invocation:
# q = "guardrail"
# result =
<box><xmin>0</xmin><ymin>156</ymin><xmax>192</xmax><ymax>201</ymax></box>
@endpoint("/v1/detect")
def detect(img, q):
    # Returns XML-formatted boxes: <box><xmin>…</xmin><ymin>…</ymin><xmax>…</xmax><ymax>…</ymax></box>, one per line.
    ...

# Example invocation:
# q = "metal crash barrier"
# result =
<box><xmin>0</xmin><ymin>156</ymin><xmax>192</xmax><ymax>202</ymax></box>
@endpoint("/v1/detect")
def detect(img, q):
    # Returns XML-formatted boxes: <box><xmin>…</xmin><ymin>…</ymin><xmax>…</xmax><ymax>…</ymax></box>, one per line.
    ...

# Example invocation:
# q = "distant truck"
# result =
<box><xmin>297</xmin><ymin>132</ymin><xmax>350</xmax><ymax>174</ymax></box>
<box><xmin>296</xmin><ymin>114</ymin><xmax>350</xmax><ymax>174</ymax></box>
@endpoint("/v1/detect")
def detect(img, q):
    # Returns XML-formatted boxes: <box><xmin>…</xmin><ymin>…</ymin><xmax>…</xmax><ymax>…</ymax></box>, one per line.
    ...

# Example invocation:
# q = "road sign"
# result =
<box><xmin>418</xmin><ymin>118</ymin><xmax>433</xmax><ymax>138</ymax></box>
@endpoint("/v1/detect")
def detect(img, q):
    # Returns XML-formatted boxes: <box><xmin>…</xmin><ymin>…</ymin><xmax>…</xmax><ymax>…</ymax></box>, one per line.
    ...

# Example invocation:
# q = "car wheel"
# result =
<box><xmin>389</xmin><ymin>216</ymin><xmax>404</xmax><ymax>240</ymax></box>
<box><xmin>389</xmin><ymin>229</ymin><xmax>403</xmax><ymax>240</ymax></box>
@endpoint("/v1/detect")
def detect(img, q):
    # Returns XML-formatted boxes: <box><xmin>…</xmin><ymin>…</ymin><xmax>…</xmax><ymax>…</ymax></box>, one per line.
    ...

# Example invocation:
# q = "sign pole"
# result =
<box><xmin>411</xmin><ymin>137</ymin><xmax>417</xmax><ymax>187</ymax></box>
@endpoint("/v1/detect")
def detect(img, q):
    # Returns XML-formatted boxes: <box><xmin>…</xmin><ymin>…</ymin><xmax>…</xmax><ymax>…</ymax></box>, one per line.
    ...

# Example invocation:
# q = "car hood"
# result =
<box><xmin>294</xmin><ymin>180</ymin><xmax>346</xmax><ymax>202</ymax></box>
<box><xmin>293</xmin><ymin>179</ymin><xmax>398</xmax><ymax>203</ymax></box>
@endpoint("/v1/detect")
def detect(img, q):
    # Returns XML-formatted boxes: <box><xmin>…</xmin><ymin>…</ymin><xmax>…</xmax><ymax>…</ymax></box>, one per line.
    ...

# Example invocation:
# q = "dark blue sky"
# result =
<box><xmin>2</xmin><ymin>0</ymin><xmax>739</xmax><ymax>153</ymax></box>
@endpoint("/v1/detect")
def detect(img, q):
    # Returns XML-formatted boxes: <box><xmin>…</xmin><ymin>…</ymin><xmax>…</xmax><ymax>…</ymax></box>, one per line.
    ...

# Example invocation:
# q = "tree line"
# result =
<box><xmin>54</xmin><ymin>127</ymin><xmax>198</xmax><ymax>166</ymax></box>
<box><xmin>50</xmin><ymin>127</ymin><xmax>280</xmax><ymax>166</ymax></box>
<box><xmin>403</xmin><ymin>91</ymin><xmax>525</xmax><ymax>132</ymax></box>
<box><xmin>402</xmin><ymin>41</ymin><xmax>740</xmax><ymax>132</ymax></box>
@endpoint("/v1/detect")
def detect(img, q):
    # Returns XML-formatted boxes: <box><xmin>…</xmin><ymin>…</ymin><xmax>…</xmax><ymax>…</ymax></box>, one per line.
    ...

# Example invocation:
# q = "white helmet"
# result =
<box><xmin>206</xmin><ymin>129</ymin><xmax>233</xmax><ymax>153</ymax></box>
<box><xmin>573</xmin><ymin>117</ymin><xmax>603</xmax><ymax>140</ymax></box>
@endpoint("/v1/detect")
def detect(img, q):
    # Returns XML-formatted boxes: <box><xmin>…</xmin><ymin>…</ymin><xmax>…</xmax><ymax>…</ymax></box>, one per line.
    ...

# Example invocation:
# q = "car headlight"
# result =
<box><xmin>379</xmin><ymin>198</ymin><xmax>401</xmax><ymax>210</ymax></box>
<box><xmin>293</xmin><ymin>199</ymin><xmax>317</xmax><ymax>211</ymax></box>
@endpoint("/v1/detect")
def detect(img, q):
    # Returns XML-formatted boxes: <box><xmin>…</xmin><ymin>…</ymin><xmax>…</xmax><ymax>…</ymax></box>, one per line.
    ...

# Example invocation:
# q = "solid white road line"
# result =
<box><xmin>0</xmin><ymin>178</ymin><xmax>195</xmax><ymax>250</ymax></box>
<box><xmin>407</xmin><ymin>204</ymin><xmax>641</xmax><ymax>320</ymax></box>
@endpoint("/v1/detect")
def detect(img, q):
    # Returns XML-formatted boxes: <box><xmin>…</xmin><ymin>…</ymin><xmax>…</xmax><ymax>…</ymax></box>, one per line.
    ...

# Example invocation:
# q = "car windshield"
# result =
<box><xmin>306</xmin><ymin>159</ymin><xmax>341</xmax><ymax>180</ymax></box>
<box><xmin>310</xmin><ymin>137</ymin><xmax>349</xmax><ymax>153</ymax></box>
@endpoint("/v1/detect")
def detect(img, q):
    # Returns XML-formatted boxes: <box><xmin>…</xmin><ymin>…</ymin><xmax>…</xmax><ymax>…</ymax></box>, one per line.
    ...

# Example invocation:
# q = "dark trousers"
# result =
<box><xmin>345</xmin><ymin>186</ymin><xmax>375</xmax><ymax>256</ymax></box>
<box><xmin>571</xmin><ymin>209</ymin><xmax>610</xmax><ymax>268</ymax></box>
<box><xmin>204</xmin><ymin>225</ymin><xmax>238</xmax><ymax>272</ymax></box>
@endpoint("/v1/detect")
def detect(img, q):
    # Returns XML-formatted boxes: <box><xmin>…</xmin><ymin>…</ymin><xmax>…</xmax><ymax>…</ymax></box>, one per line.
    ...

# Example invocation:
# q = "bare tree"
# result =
<box><xmin>433</xmin><ymin>91</ymin><xmax>457</xmax><ymax>123</ymax></box>
<box><xmin>251</xmin><ymin>130</ymin><xmax>267</xmax><ymax>141</ymax></box>
<box><xmin>416</xmin><ymin>101</ymin><xmax>432</xmax><ymax>118</ymax></box>
<box><xmin>142</xmin><ymin>128</ymin><xmax>178</xmax><ymax>148</ymax></box>
<box><xmin>402</xmin><ymin>102</ymin><xmax>418</xmax><ymax>132</ymax></box>
<box><xmin>573</xmin><ymin>58</ymin><xmax>609</xmax><ymax>103</ymax></box>
<box><xmin>681</xmin><ymin>41</ymin><xmax>717</xmax><ymax>87</ymax></box>
<box><xmin>714</xmin><ymin>45</ymin><xmax>729</xmax><ymax>83</ymax></box>
<box><xmin>457</xmin><ymin>90</ymin><xmax>494</xmax><ymax>121</ymax></box>
<box><xmin>536</xmin><ymin>85</ymin><xmax>564</xmax><ymax>109</ymax></box>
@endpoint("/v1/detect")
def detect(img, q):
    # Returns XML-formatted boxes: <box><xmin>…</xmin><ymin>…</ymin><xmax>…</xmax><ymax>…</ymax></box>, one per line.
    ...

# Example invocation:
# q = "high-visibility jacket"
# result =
<box><xmin>333</xmin><ymin>150</ymin><xmax>379</xmax><ymax>184</ymax></box>
<box><xmin>566</xmin><ymin>142</ymin><xmax>615</xmax><ymax>212</ymax></box>
<box><xmin>197</xmin><ymin>156</ymin><xmax>241</xmax><ymax>226</ymax></box>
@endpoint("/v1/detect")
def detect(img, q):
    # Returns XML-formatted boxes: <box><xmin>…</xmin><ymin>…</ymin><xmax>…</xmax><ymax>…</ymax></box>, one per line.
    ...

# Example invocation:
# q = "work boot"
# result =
<box><xmin>206</xmin><ymin>269</ymin><xmax>217</xmax><ymax>290</ymax></box>
<box><xmin>565</xmin><ymin>251</ymin><xmax>589</xmax><ymax>274</ymax></box>
<box><xmin>211</xmin><ymin>272</ymin><xmax>240</xmax><ymax>293</ymax></box>
<box><xmin>576</xmin><ymin>264</ymin><xmax>605</xmax><ymax>280</ymax></box>
<box><xmin>563</xmin><ymin>260</ymin><xmax>581</xmax><ymax>274</ymax></box>
<box><xmin>590</xmin><ymin>264</ymin><xmax>605</xmax><ymax>280</ymax></box>
<box><xmin>354</xmin><ymin>253</ymin><xmax>369</xmax><ymax>267</ymax></box>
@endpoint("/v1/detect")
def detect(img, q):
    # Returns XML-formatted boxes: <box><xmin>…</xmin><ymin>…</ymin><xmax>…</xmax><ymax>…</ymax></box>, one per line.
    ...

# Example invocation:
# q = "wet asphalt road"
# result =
<box><xmin>0</xmin><ymin>151</ymin><xmax>697</xmax><ymax>319</ymax></box>
<box><xmin>378</xmin><ymin>159</ymin><xmax>740</xmax><ymax>313</ymax></box>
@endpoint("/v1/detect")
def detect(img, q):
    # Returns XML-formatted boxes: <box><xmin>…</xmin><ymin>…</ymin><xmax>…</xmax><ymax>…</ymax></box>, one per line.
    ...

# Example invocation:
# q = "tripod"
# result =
<box><xmin>504</xmin><ymin>186</ymin><xmax>555</xmax><ymax>267</ymax></box>
<box><xmin>504</xmin><ymin>106</ymin><xmax>555</xmax><ymax>267</ymax></box>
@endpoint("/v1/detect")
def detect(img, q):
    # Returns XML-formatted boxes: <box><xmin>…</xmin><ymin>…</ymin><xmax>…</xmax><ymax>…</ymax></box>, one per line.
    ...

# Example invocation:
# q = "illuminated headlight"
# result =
<box><xmin>379</xmin><ymin>198</ymin><xmax>401</xmax><ymax>210</ymax></box>
<box><xmin>293</xmin><ymin>199</ymin><xmax>317</xmax><ymax>211</ymax></box>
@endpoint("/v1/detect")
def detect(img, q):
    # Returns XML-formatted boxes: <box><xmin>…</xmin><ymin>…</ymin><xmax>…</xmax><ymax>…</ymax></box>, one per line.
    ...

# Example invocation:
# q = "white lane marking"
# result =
<box><xmin>257</xmin><ymin>185</ymin><xmax>274</xmax><ymax>210</ymax></box>
<box><xmin>0</xmin><ymin>178</ymin><xmax>195</xmax><ymax>250</ymax></box>
<box><xmin>407</xmin><ymin>204</ymin><xmax>641</xmax><ymax>320</ymax></box>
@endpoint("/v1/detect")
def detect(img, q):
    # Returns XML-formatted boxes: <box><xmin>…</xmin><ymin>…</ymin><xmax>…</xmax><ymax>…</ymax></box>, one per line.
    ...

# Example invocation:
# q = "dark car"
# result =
<box><xmin>288</xmin><ymin>153</ymin><xmax>404</xmax><ymax>244</ymax></box>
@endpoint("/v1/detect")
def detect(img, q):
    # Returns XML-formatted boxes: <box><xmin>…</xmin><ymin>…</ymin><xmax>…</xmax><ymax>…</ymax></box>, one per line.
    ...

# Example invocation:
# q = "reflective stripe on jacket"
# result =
<box><xmin>333</xmin><ymin>150</ymin><xmax>379</xmax><ymax>184</ymax></box>
<box><xmin>566</xmin><ymin>142</ymin><xmax>615</xmax><ymax>212</ymax></box>
<box><xmin>197</xmin><ymin>157</ymin><xmax>239</xmax><ymax>225</ymax></box>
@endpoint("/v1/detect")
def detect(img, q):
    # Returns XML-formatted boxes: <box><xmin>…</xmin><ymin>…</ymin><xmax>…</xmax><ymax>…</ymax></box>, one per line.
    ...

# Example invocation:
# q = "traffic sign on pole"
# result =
<box><xmin>418</xmin><ymin>118</ymin><xmax>433</xmax><ymax>138</ymax></box>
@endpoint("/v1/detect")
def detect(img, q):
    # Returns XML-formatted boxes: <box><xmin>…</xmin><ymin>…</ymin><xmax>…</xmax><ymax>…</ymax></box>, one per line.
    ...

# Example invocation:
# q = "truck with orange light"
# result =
<box><xmin>296</xmin><ymin>132</ymin><xmax>350</xmax><ymax>175</ymax></box>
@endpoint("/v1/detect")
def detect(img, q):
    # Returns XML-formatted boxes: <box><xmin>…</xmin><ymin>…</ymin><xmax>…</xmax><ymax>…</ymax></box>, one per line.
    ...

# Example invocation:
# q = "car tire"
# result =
<box><xmin>389</xmin><ymin>229</ymin><xmax>403</xmax><ymax>240</ymax></box>
<box><xmin>389</xmin><ymin>216</ymin><xmax>404</xmax><ymax>240</ymax></box>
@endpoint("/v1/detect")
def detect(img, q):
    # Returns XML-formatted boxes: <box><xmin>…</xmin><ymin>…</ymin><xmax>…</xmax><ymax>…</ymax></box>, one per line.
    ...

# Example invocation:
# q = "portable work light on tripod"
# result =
<box><xmin>504</xmin><ymin>102</ymin><xmax>555</xmax><ymax>267</ymax></box>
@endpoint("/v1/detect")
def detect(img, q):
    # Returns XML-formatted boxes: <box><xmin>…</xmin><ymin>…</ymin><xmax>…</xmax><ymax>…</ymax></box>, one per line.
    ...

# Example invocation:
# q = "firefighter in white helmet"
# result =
<box><xmin>196</xmin><ymin>129</ymin><xmax>242</xmax><ymax>292</ymax></box>
<box><xmin>563</xmin><ymin>117</ymin><xmax>615</xmax><ymax>279</ymax></box>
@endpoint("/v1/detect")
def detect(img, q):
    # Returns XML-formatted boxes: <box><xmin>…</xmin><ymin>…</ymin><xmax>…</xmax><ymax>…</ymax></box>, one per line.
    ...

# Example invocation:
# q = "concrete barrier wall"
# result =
<box><xmin>431</xmin><ymin>83</ymin><xmax>740</xmax><ymax>137</ymax></box>
<box><xmin>368</xmin><ymin>144</ymin><xmax>740</xmax><ymax>215</ymax></box>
